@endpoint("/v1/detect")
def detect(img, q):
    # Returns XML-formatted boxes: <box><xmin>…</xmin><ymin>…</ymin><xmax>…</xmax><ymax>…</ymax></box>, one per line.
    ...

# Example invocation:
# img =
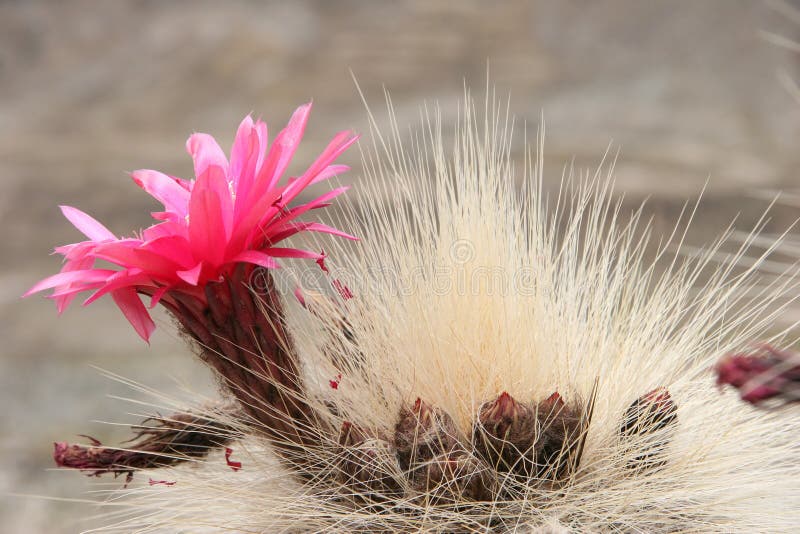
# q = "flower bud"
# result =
<box><xmin>338</xmin><ymin>422</ymin><xmax>404</xmax><ymax>501</ymax></box>
<box><xmin>716</xmin><ymin>345</ymin><xmax>800</xmax><ymax>405</ymax></box>
<box><xmin>620</xmin><ymin>387</ymin><xmax>677</xmax><ymax>470</ymax></box>
<box><xmin>473</xmin><ymin>392</ymin><xmax>538</xmax><ymax>476</ymax></box>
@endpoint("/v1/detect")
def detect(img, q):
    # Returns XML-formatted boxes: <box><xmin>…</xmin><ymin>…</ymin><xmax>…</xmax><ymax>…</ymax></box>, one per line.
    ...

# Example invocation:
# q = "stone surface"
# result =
<box><xmin>2</xmin><ymin>1</ymin><xmax>799</xmax><ymax>530</ymax></box>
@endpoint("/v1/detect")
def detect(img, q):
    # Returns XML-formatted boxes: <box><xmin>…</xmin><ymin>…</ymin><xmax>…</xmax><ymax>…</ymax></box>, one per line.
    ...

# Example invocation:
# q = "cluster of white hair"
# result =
<box><xmin>83</xmin><ymin>93</ymin><xmax>800</xmax><ymax>533</ymax></box>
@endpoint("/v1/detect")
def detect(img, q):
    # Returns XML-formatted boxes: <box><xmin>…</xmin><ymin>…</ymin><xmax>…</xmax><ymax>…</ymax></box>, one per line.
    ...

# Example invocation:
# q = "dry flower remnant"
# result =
<box><xmin>25</xmin><ymin>96</ymin><xmax>800</xmax><ymax>532</ymax></box>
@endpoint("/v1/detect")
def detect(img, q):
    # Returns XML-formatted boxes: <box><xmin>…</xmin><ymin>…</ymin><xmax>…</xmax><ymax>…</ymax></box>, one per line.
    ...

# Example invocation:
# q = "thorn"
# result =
<box><xmin>148</xmin><ymin>478</ymin><xmax>176</xmax><ymax>486</ymax></box>
<box><xmin>77</xmin><ymin>434</ymin><xmax>102</xmax><ymax>446</ymax></box>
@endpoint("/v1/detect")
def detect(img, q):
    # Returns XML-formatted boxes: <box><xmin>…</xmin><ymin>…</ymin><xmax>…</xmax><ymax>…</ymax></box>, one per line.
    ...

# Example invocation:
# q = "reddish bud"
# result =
<box><xmin>538</xmin><ymin>391</ymin><xmax>567</xmax><ymax>420</ymax></box>
<box><xmin>53</xmin><ymin>411</ymin><xmax>236</xmax><ymax>482</ymax></box>
<box><xmin>620</xmin><ymin>387</ymin><xmax>678</xmax><ymax>470</ymax></box>
<box><xmin>716</xmin><ymin>345</ymin><xmax>800</xmax><ymax>405</ymax></box>
<box><xmin>395</xmin><ymin>398</ymin><xmax>458</xmax><ymax>470</ymax></box>
<box><xmin>473</xmin><ymin>392</ymin><xmax>539</xmax><ymax>477</ymax></box>
<box><xmin>477</xmin><ymin>391</ymin><xmax>533</xmax><ymax>441</ymax></box>
<box><xmin>544</xmin><ymin>391</ymin><xmax>564</xmax><ymax>405</ymax></box>
<box><xmin>533</xmin><ymin>392</ymin><xmax>582</xmax><ymax>480</ymax></box>
<box><xmin>338</xmin><ymin>421</ymin><xmax>368</xmax><ymax>447</ymax></box>
<box><xmin>621</xmin><ymin>387</ymin><xmax>677</xmax><ymax>436</ymax></box>
<box><xmin>338</xmin><ymin>421</ymin><xmax>403</xmax><ymax>500</ymax></box>
<box><xmin>410</xmin><ymin>451</ymin><xmax>496</xmax><ymax>503</ymax></box>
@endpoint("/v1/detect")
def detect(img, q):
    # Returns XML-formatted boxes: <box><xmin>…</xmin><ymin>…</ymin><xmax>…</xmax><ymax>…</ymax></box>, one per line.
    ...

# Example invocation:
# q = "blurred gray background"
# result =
<box><xmin>2</xmin><ymin>1</ymin><xmax>799</xmax><ymax>531</ymax></box>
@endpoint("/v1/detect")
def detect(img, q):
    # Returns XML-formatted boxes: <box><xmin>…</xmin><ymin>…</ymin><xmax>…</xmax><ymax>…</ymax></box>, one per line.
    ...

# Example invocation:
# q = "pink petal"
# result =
<box><xmin>232</xmin><ymin>118</ymin><xmax>269</xmax><ymax>222</ymax></box>
<box><xmin>287</xmin><ymin>164</ymin><xmax>350</xmax><ymax>187</ymax></box>
<box><xmin>47</xmin><ymin>281</ymin><xmax>105</xmax><ymax>300</ymax></box>
<box><xmin>230</xmin><ymin>250</ymin><xmax>279</xmax><ymax>270</ymax></box>
<box><xmin>24</xmin><ymin>269</ymin><xmax>117</xmax><ymax>297</ymax></box>
<box><xmin>186</xmin><ymin>133</ymin><xmax>229</xmax><ymax>179</ymax></box>
<box><xmin>230</xmin><ymin>105</ymin><xmax>313</xmax><ymax>243</ymax></box>
<box><xmin>54</xmin><ymin>243</ymin><xmax>80</xmax><ymax>256</ymax></box>
<box><xmin>49</xmin><ymin>263</ymin><xmax>102</xmax><ymax>306</ymax></box>
<box><xmin>301</xmin><ymin>222</ymin><xmax>358</xmax><ymax>241</ymax></box>
<box><xmin>143</xmin><ymin>220</ymin><xmax>189</xmax><ymax>242</ymax></box>
<box><xmin>260</xmin><ymin>103</ymin><xmax>312</xmax><ymax>191</ymax></box>
<box><xmin>229</xmin><ymin>185</ymin><xmax>286</xmax><ymax>252</ymax></box>
<box><xmin>131</xmin><ymin>170</ymin><xmax>191</xmax><ymax>218</ymax></box>
<box><xmin>111</xmin><ymin>287</ymin><xmax>156</xmax><ymax>342</ymax></box>
<box><xmin>52</xmin><ymin>251</ymin><xmax>97</xmax><ymax>312</ymax></box>
<box><xmin>142</xmin><ymin>235</ymin><xmax>194</xmax><ymax>269</ymax></box>
<box><xmin>149</xmin><ymin>285</ymin><xmax>170</xmax><ymax>309</ymax></box>
<box><xmin>177</xmin><ymin>262</ymin><xmax>203</xmax><ymax>285</ymax></box>
<box><xmin>229</xmin><ymin>115</ymin><xmax>255</xmax><ymax>180</ymax></box>
<box><xmin>230</xmin><ymin>116</ymin><xmax>266</xmax><ymax>186</ymax></box>
<box><xmin>188</xmin><ymin>166</ymin><xmax>231</xmax><ymax>266</ymax></box>
<box><xmin>60</xmin><ymin>206</ymin><xmax>115</xmax><ymax>242</ymax></box>
<box><xmin>280</xmin><ymin>132</ymin><xmax>358</xmax><ymax>208</ymax></box>
<box><xmin>55</xmin><ymin>240</ymin><xmax>96</xmax><ymax>261</ymax></box>
<box><xmin>82</xmin><ymin>270</ymin><xmax>155</xmax><ymax>306</ymax></box>
<box><xmin>263</xmin><ymin>222</ymin><xmax>316</xmax><ymax>243</ymax></box>
<box><xmin>93</xmin><ymin>242</ymin><xmax>184</xmax><ymax>279</ymax></box>
<box><xmin>204</xmin><ymin>165</ymin><xmax>234</xmax><ymax>237</ymax></box>
<box><xmin>173</xmin><ymin>174</ymin><xmax>193</xmax><ymax>191</ymax></box>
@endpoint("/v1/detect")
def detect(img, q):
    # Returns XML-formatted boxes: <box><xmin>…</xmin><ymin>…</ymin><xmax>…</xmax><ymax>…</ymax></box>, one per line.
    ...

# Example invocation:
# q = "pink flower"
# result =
<box><xmin>25</xmin><ymin>104</ymin><xmax>357</xmax><ymax>341</ymax></box>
